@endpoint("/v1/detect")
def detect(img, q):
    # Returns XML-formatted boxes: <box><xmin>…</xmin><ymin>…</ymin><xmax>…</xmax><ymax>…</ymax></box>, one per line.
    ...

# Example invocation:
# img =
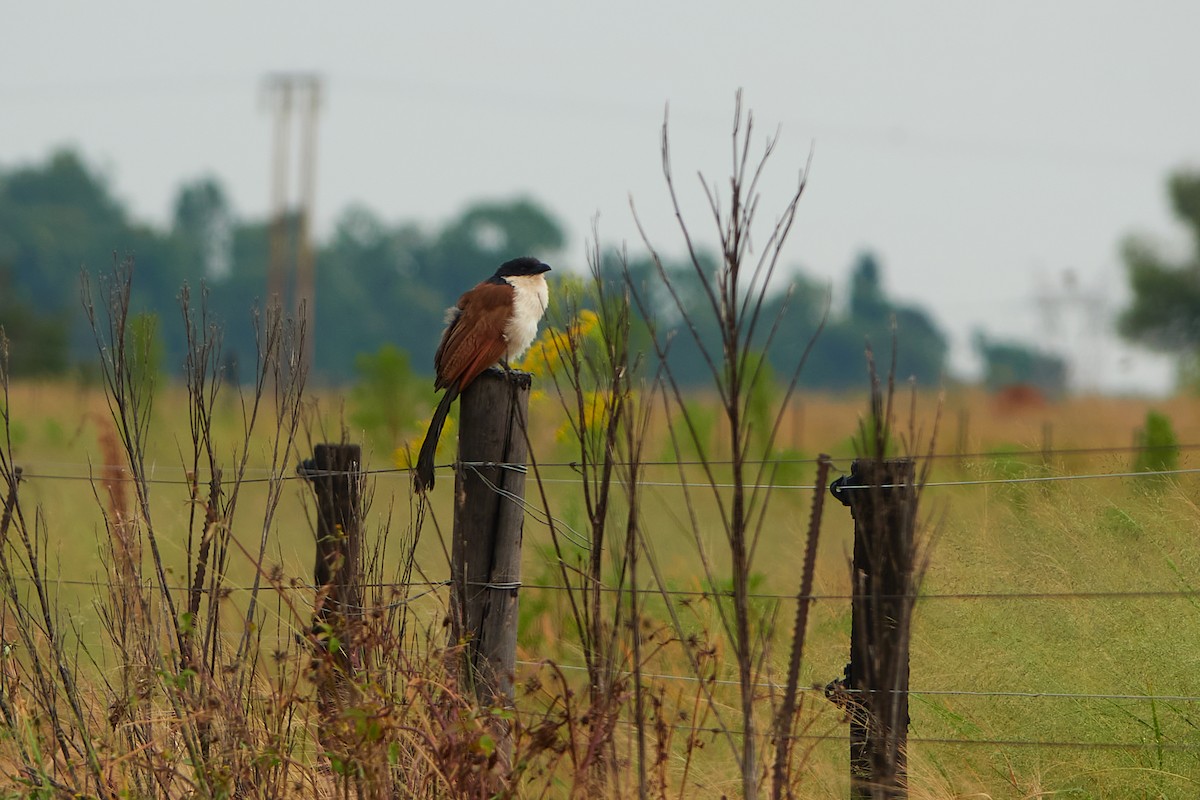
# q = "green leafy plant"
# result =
<box><xmin>1134</xmin><ymin>409</ymin><xmax>1179</xmax><ymax>481</ymax></box>
<box><xmin>350</xmin><ymin>343</ymin><xmax>424</xmax><ymax>449</ymax></box>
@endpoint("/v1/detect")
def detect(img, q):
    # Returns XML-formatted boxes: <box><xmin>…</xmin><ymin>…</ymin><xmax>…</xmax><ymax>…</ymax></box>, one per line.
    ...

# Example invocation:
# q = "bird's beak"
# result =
<box><xmin>536</xmin><ymin>262</ymin><xmax>552</xmax><ymax>274</ymax></box>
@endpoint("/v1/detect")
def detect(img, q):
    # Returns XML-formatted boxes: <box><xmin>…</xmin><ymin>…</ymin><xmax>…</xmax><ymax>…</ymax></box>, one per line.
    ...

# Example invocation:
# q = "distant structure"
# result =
<box><xmin>1033</xmin><ymin>269</ymin><xmax>1109</xmax><ymax>392</ymax></box>
<box><xmin>991</xmin><ymin>383</ymin><xmax>1048</xmax><ymax>416</ymax></box>
<box><xmin>262</xmin><ymin>73</ymin><xmax>323</xmax><ymax>373</ymax></box>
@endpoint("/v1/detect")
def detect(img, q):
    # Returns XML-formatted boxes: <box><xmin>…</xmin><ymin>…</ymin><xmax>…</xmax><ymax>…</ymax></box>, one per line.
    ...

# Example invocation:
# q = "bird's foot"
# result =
<box><xmin>484</xmin><ymin>362</ymin><xmax>532</xmax><ymax>389</ymax></box>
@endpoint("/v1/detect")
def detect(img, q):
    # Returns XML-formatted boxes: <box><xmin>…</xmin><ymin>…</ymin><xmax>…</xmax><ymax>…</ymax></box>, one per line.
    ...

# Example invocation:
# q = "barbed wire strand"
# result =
<box><xmin>19</xmin><ymin>439</ymin><xmax>1198</xmax><ymax>476</ymax></box>
<box><xmin>6</xmin><ymin>574</ymin><xmax>1199</xmax><ymax>604</ymax></box>
<box><xmin>6</xmin><ymin>439</ymin><xmax>1198</xmax><ymax>757</ymax></box>
<box><xmin>608</xmin><ymin>718</ymin><xmax>1200</xmax><ymax>752</ymax></box>
<box><xmin>10</xmin><ymin>460</ymin><xmax>1200</xmax><ymax>491</ymax></box>
<box><xmin>2</xmin><ymin>582</ymin><xmax>1194</xmax><ymax>710</ymax></box>
<box><xmin>516</xmin><ymin>659</ymin><xmax>1200</xmax><ymax>704</ymax></box>
<box><xmin>6</xmin><ymin>435</ymin><xmax>1200</xmax><ymax>485</ymax></box>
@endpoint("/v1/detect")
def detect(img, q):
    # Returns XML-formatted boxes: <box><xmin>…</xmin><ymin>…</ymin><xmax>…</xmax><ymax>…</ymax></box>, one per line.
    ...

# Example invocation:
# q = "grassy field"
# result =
<box><xmin>2</xmin><ymin>373</ymin><xmax>1199</xmax><ymax>798</ymax></box>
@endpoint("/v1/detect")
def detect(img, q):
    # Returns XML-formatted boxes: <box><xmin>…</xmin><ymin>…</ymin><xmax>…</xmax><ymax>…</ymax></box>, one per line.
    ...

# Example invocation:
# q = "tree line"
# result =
<box><xmin>0</xmin><ymin>148</ymin><xmax>1081</xmax><ymax>392</ymax></box>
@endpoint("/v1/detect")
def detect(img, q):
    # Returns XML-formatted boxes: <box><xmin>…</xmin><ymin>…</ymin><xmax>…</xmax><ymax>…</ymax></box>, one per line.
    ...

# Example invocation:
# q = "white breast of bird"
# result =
<box><xmin>502</xmin><ymin>273</ymin><xmax>550</xmax><ymax>362</ymax></box>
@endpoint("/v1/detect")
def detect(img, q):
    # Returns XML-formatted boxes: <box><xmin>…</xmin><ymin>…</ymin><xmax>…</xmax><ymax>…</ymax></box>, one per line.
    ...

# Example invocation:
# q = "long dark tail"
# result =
<box><xmin>414</xmin><ymin>386</ymin><xmax>458</xmax><ymax>492</ymax></box>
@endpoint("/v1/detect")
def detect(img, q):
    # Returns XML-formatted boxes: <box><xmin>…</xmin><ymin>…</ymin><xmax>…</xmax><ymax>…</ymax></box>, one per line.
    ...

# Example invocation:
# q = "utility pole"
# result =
<box><xmin>262</xmin><ymin>73</ymin><xmax>322</xmax><ymax>373</ymax></box>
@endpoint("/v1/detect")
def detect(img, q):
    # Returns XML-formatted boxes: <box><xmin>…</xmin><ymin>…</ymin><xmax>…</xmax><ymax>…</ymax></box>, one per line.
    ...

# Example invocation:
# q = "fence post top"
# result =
<box><xmin>474</xmin><ymin>366</ymin><xmax>533</xmax><ymax>391</ymax></box>
<box><xmin>830</xmin><ymin>457</ymin><xmax>917</xmax><ymax>508</ymax></box>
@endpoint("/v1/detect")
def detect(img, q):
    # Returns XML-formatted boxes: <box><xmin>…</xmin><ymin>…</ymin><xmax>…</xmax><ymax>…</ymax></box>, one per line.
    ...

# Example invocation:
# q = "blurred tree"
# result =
<box><xmin>417</xmin><ymin>197</ymin><xmax>566</xmax><ymax>299</ymax></box>
<box><xmin>1119</xmin><ymin>170</ymin><xmax>1200</xmax><ymax>387</ymax></box>
<box><xmin>311</xmin><ymin>205</ymin><xmax>435</xmax><ymax>383</ymax></box>
<box><xmin>607</xmin><ymin>248</ymin><xmax>947</xmax><ymax>391</ymax></box>
<box><xmin>173</xmin><ymin>177</ymin><xmax>233</xmax><ymax>280</ymax></box>
<box><xmin>973</xmin><ymin>331</ymin><xmax>1067</xmax><ymax>395</ymax></box>
<box><xmin>800</xmin><ymin>251</ymin><xmax>947</xmax><ymax>390</ymax></box>
<box><xmin>0</xmin><ymin>150</ymin><xmax>128</xmax><ymax>311</ymax></box>
<box><xmin>349</xmin><ymin>343</ymin><xmax>425</xmax><ymax>450</ymax></box>
<box><xmin>0</xmin><ymin>150</ymin><xmax>189</xmax><ymax>368</ymax></box>
<box><xmin>0</xmin><ymin>149</ymin><xmax>958</xmax><ymax>393</ymax></box>
<box><xmin>1133</xmin><ymin>409</ymin><xmax>1179</xmax><ymax>481</ymax></box>
<box><xmin>198</xmin><ymin>216</ymin><xmax>271</xmax><ymax>384</ymax></box>
<box><xmin>848</xmin><ymin>252</ymin><xmax>889</xmax><ymax>320</ymax></box>
<box><xmin>0</xmin><ymin>266</ymin><xmax>69</xmax><ymax>376</ymax></box>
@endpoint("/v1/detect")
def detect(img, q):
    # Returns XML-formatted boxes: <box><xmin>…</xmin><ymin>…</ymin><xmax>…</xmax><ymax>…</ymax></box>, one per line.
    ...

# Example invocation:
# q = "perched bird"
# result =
<box><xmin>414</xmin><ymin>256</ymin><xmax>552</xmax><ymax>491</ymax></box>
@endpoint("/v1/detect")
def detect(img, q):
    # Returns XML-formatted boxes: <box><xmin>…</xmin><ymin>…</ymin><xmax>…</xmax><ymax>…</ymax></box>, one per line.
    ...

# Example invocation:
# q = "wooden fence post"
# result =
<box><xmin>449</xmin><ymin>368</ymin><xmax>531</xmax><ymax>754</ymax></box>
<box><xmin>829</xmin><ymin>457</ymin><xmax>917</xmax><ymax>800</ymax></box>
<box><xmin>301</xmin><ymin>444</ymin><xmax>364</xmax><ymax>723</ymax></box>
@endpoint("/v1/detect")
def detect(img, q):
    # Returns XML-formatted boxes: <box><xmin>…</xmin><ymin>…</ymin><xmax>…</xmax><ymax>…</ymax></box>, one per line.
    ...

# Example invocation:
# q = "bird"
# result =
<box><xmin>413</xmin><ymin>256</ymin><xmax>552</xmax><ymax>492</ymax></box>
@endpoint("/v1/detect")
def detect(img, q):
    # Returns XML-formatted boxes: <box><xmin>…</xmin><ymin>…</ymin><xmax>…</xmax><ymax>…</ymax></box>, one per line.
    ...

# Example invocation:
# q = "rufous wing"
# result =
<box><xmin>433</xmin><ymin>281</ymin><xmax>513</xmax><ymax>391</ymax></box>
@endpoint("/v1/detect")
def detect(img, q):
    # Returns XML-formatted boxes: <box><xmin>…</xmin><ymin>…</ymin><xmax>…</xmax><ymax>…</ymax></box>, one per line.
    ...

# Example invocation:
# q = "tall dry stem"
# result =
<box><xmin>524</xmin><ymin>232</ymin><xmax>657</xmax><ymax>794</ymax></box>
<box><xmin>628</xmin><ymin>92</ymin><xmax>819</xmax><ymax>800</ymax></box>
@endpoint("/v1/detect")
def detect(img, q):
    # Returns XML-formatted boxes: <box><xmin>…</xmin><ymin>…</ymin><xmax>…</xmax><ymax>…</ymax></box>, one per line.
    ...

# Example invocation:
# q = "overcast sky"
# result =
<box><xmin>4</xmin><ymin>2</ymin><xmax>1197</xmax><ymax>393</ymax></box>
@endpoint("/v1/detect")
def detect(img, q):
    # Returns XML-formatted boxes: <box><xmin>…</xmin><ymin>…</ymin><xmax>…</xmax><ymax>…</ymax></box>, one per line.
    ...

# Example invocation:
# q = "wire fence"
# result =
<box><xmin>7</xmin><ymin>446</ymin><xmax>1197</xmax><ymax>618</ymax></box>
<box><xmin>5</xmin><ymin>440</ymin><xmax>1198</xmax><ymax>490</ymax></box>
<box><xmin>7</xmin><ymin>573</ymin><xmax>1200</xmax><ymax>605</ymax></box>
<box><xmin>518</xmin><ymin>659</ymin><xmax>1200</xmax><ymax>705</ymax></box>
<box><xmin>620</xmin><ymin>723</ymin><xmax>1200</xmax><ymax>753</ymax></box>
<box><xmin>2</xmin><ymin>440</ymin><xmax>1198</xmax><ymax>760</ymax></box>
<box><xmin>6</xmin><ymin>572</ymin><xmax>1196</xmax><ymax>706</ymax></box>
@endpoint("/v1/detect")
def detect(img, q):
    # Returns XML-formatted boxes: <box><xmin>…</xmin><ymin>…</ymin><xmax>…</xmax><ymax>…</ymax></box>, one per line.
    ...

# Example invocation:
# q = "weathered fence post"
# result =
<box><xmin>829</xmin><ymin>458</ymin><xmax>917</xmax><ymax>800</ymax></box>
<box><xmin>449</xmin><ymin>367</ymin><xmax>531</xmax><ymax>756</ymax></box>
<box><xmin>300</xmin><ymin>444</ymin><xmax>364</xmax><ymax>723</ymax></box>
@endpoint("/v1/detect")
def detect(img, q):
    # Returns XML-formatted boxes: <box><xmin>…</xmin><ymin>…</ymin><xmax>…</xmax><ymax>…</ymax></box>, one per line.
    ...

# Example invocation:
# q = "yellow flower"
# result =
<box><xmin>572</xmin><ymin>309</ymin><xmax>600</xmax><ymax>339</ymax></box>
<box><xmin>520</xmin><ymin>309</ymin><xmax>602</xmax><ymax>377</ymax></box>
<box><xmin>583</xmin><ymin>389</ymin><xmax>612</xmax><ymax>431</ymax></box>
<box><xmin>519</xmin><ymin>327</ymin><xmax>566</xmax><ymax>376</ymax></box>
<box><xmin>556</xmin><ymin>389</ymin><xmax>614</xmax><ymax>443</ymax></box>
<box><xmin>393</xmin><ymin>415</ymin><xmax>455</xmax><ymax>469</ymax></box>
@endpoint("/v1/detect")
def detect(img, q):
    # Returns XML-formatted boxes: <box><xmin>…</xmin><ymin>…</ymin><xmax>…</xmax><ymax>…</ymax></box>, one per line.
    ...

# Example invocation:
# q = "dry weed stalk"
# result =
<box><xmin>523</xmin><ymin>232</ymin><xmax>659</xmax><ymax>795</ymax></box>
<box><xmin>627</xmin><ymin>92</ymin><xmax>824</xmax><ymax>800</ymax></box>
<box><xmin>0</xmin><ymin>260</ymin><xmax>323</xmax><ymax>796</ymax></box>
<box><xmin>0</xmin><ymin>327</ymin><xmax>110</xmax><ymax>794</ymax></box>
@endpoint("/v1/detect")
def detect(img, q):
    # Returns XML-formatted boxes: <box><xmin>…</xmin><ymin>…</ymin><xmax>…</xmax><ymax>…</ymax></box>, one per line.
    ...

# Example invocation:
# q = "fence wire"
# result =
<box><xmin>3</xmin><ymin>571</ymin><xmax>1195</xmax><ymax>708</ymax></box>
<box><xmin>517</xmin><ymin>659</ymin><xmax>1200</xmax><ymax>705</ymax></box>
<box><xmin>5</xmin><ymin>573</ymin><xmax>1199</xmax><ymax>605</ymax></box>
<box><xmin>616</xmin><ymin>720</ymin><xmax>1200</xmax><ymax>752</ymax></box>
<box><xmin>4</xmin><ymin>438</ymin><xmax>1199</xmax><ymax>490</ymax></box>
<box><xmin>3</xmin><ymin>441</ymin><xmax>1199</xmax><ymax>760</ymax></box>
